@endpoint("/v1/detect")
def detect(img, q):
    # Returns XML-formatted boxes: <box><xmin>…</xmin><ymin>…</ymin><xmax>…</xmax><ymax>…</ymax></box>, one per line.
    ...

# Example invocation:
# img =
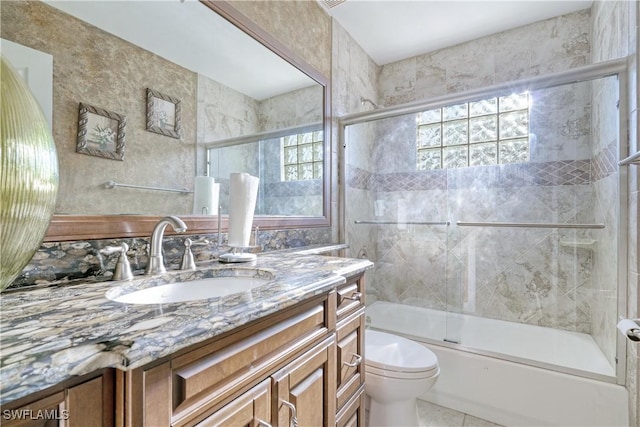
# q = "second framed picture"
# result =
<box><xmin>146</xmin><ymin>88</ymin><xmax>182</xmax><ymax>139</ymax></box>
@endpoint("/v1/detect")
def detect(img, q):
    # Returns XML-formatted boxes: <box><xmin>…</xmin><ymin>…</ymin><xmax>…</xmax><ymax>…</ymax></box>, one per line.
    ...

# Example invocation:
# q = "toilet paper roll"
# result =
<box><xmin>227</xmin><ymin>172</ymin><xmax>259</xmax><ymax>247</ymax></box>
<box><xmin>616</xmin><ymin>318</ymin><xmax>640</xmax><ymax>341</ymax></box>
<box><xmin>192</xmin><ymin>176</ymin><xmax>220</xmax><ymax>215</ymax></box>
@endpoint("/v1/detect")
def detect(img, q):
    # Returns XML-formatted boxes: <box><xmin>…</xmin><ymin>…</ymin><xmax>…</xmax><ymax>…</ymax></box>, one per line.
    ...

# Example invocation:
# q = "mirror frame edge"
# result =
<box><xmin>44</xmin><ymin>0</ymin><xmax>331</xmax><ymax>242</ymax></box>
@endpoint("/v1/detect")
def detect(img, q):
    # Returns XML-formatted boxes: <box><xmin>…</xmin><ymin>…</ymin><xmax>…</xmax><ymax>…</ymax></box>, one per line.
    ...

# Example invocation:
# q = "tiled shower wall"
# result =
<box><xmin>590</xmin><ymin>0</ymin><xmax>639</xmax><ymax>424</ymax></box>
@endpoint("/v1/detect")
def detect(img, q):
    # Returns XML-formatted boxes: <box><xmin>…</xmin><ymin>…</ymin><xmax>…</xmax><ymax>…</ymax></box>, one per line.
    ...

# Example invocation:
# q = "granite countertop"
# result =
<box><xmin>0</xmin><ymin>249</ymin><xmax>372</xmax><ymax>405</ymax></box>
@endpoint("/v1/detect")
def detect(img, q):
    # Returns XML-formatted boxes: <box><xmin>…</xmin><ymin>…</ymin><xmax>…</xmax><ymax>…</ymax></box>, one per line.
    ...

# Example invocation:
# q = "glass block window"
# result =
<box><xmin>417</xmin><ymin>92</ymin><xmax>530</xmax><ymax>170</ymax></box>
<box><xmin>282</xmin><ymin>131</ymin><xmax>324</xmax><ymax>181</ymax></box>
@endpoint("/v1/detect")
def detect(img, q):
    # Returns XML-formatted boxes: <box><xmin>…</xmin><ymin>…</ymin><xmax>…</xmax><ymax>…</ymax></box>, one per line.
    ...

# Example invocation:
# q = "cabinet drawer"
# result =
<box><xmin>336</xmin><ymin>307</ymin><xmax>365</xmax><ymax>410</ymax></box>
<box><xmin>195</xmin><ymin>379</ymin><xmax>271</xmax><ymax>427</ymax></box>
<box><xmin>336</xmin><ymin>385</ymin><xmax>365</xmax><ymax>427</ymax></box>
<box><xmin>336</xmin><ymin>275</ymin><xmax>364</xmax><ymax>320</ymax></box>
<box><xmin>171</xmin><ymin>296</ymin><xmax>330</xmax><ymax>424</ymax></box>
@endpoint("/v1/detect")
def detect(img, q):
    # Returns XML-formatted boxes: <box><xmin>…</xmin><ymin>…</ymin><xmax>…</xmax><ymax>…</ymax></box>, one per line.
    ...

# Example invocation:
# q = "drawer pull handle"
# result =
<box><xmin>343</xmin><ymin>353</ymin><xmax>363</xmax><ymax>368</ymax></box>
<box><xmin>280</xmin><ymin>400</ymin><xmax>299</xmax><ymax>427</ymax></box>
<box><xmin>257</xmin><ymin>420</ymin><xmax>273</xmax><ymax>427</ymax></box>
<box><xmin>343</xmin><ymin>292</ymin><xmax>362</xmax><ymax>301</ymax></box>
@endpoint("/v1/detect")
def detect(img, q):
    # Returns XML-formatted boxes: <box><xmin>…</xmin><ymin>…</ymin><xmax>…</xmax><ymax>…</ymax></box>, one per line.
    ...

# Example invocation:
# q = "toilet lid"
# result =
<box><xmin>365</xmin><ymin>329</ymin><xmax>438</xmax><ymax>374</ymax></box>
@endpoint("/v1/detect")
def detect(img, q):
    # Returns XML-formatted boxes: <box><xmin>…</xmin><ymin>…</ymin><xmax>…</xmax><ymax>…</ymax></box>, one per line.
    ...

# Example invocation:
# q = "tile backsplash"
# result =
<box><xmin>9</xmin><ymin>227</ymin><xmax>332</xmax><ymax>290</ymax></box>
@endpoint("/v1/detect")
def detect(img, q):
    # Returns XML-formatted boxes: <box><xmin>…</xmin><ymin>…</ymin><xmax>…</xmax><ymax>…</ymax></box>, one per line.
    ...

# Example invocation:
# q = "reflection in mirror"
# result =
<box><xmin>4</xmin><ymin>0</ymin><xmax>327</xmax><ymax>221</ymax></box>
<box><xmin>196</xmin><ymin>60</ymin><xmax>325</xmax><ymax>217</ymax></box>
<box><xmin>208</xmin><ymin>123</ymin><xmax>324</xmax><ymax>216</ymax></box>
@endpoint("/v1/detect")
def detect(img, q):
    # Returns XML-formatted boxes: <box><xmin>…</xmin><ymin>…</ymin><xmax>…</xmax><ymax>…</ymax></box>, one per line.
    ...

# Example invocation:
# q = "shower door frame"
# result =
<box><xmin>338</xmin><ymin>57</ymin><xmax>630</xmax><ymax>385</ymax></box>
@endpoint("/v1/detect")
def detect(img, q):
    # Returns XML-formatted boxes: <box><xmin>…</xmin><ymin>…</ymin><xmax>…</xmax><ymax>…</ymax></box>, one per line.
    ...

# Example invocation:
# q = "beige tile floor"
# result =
<box><xmin>416</xmin><ymin>400</ymin><xmax>503</xmax><ymax>427</ymax></box>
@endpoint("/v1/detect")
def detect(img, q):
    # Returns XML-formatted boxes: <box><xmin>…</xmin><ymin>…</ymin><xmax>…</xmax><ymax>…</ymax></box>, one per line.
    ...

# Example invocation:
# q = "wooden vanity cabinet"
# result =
<box><xmin>126</xmin><ymin>292</ymin><xmax>338</xmax><ymax>426</ymax></box>
<box><xmin>2</xmin><ymin>272</ymin><xmax>368</xmax><ymax>427</ymax></box>
<box><xmin>0</xmin><ymin>369</ymin><xmax>116</xmax><ymax>427</ymax></box>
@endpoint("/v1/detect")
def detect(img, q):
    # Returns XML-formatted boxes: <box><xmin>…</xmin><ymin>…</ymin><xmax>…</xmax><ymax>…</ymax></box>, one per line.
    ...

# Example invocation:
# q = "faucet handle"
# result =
<box><xmin>190</xmin><ymin>237</ymin><xmax>211</xmax><ymax>246</ymax></box>
<box><xmin>180</xmin><ymin>238</ymin><xmax>196</xmax><ymax>271</ymax></box>
<box><xmin>100</xmin><ymin>243</ymin><xmax>133</xmax><ymax>281</ymax></box>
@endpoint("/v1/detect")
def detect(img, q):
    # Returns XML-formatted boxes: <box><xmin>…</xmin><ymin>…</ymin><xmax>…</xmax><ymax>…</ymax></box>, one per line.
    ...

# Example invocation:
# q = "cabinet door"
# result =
<box><xmin>272</xmin><ymin>335</ymin><xmax>336</xmax><ymax>427</ymax></box>
<box><xmin>1</xmin><ymin>391</ymin><xmax>65</xmax><ymax>427</ymax></box>
<box><xmin>122</xmin><ymin>360</ymin><xmax>173</xmax><ymax>427</ymax></box>
<box><xmin>195</xmin><ymin>379</ymin><xmax>271</xmax><ymax>427</ymax></box>
<box><xmin>66</xmin><ymin>373</ymin><xmax>115</xmax><ymax>427</ymax></box>
<box><xmin>1</xmin><ymin>370</ymin><xmax>115</xmax><ymax>427</ymax></box>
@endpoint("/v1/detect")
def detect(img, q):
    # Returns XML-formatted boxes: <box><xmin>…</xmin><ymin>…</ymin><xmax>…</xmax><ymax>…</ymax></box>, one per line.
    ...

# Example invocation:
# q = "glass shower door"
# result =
<box><xmin>343</xmin><ymin>116</ymin><xmax>461</xmax><ymax>344</ymax></box>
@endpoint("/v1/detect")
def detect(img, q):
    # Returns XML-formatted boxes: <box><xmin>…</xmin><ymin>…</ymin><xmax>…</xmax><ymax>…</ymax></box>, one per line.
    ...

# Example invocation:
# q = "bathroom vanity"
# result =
<box><xmin>0</xmin><ymin>251</ymin><xmax>371</xmax><ymax>426</ymax></box>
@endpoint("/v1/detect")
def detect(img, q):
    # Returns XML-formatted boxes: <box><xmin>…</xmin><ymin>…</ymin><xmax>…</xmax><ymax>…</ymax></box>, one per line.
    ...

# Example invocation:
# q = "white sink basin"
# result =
<box><xmin>107</xmin><ymin>276</ymin><xmax>272</xmax><ymax>305</ymax></box>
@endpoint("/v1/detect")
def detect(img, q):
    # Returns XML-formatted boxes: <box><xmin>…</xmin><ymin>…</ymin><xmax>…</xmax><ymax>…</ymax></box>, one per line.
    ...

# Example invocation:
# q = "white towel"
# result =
<box><xmin>227</xmin><ymin>173</ymin><xmax>259</xmax><ymax>247</ymax></box>
<box><xmin>192</xmin><ymin>176</ymin><xmax>219</xmax><ymax>215</ymax></box>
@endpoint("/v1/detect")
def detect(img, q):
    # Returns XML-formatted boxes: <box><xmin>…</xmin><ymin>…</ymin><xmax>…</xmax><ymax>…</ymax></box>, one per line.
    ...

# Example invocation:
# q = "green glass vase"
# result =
<box><xmin>1</xmin><ymin>56</ymin><xmax>59</xmax><ymax>291</ymax></box>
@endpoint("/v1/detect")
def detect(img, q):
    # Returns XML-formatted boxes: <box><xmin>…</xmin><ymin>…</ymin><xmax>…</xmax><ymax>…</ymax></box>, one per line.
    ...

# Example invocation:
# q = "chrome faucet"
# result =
<box><xmin>145</xmin><ymin>216</ymin><xmax>187</xmax><ymax>275</ymax></box>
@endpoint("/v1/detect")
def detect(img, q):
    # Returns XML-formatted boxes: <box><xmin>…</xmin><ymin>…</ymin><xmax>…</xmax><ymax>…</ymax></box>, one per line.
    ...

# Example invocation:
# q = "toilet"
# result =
<box><xmin>365</xmin><ymin>329</ymin><xmax>440</xmax><ymax>427</ymax></box>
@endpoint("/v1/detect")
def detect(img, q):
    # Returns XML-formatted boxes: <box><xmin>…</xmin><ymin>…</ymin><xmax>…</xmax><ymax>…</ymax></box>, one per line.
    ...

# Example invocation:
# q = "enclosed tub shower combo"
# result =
<box><xmin>341</xmin><ymin>60</ymin><xmax>632</xmax><ymax>426</ymax></box>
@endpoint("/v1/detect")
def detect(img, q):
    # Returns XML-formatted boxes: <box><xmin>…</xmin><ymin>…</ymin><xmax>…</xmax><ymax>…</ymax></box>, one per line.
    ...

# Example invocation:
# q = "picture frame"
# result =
<box><xmin>76</xmin><ymin>103</ymin><xmax>126</xmax><ymax>161</ymax></box>
<box><xmin>146</xmin><ymin>88</ymin><xmax>181</xmax><ymax>139</ymax></box>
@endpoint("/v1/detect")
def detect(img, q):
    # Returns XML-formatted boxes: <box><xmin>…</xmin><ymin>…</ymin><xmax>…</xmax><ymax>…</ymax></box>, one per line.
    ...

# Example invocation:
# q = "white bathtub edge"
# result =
<box><xmin>419</xmin><ymin>344</ymin><xmax>628</xmax><ymax>427</ymax></box>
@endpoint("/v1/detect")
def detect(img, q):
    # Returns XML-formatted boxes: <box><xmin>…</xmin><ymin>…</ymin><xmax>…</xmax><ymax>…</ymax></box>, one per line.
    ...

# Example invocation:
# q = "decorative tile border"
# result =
<box><xmin>591</xmin><ymin>140</ymin><xmax>618</xmax><ymax>181</ymax></box>
<box><xmin>263</xmin><ymin>179</ymin><xmax>322</xmax><ymax>197</ymax></box>
<box><xmin>349</xmin><ymin>150</ymin><xmax>617</xmax><ymax>193</ymax></box>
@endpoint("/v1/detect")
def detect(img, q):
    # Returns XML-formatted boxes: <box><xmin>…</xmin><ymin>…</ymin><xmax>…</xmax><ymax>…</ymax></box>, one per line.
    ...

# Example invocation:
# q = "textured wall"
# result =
<box><xmin>228</xmin><ymin>0</ymin><xmax>331</xmax><ymax>78</ymax></box>
<box><xmin>197</xmin><ymin>73</ymin><xmax>260</xmax><ymax>145</ymax></box>
<box><xmin>379</xmin><ymin>9</ymin><xmax>591</xmax><ymax>107</ymax></box>
<box><xmin>1</xmin><ymin>1</ymin><xmax>198</xmax><ymax>216</ymax></box>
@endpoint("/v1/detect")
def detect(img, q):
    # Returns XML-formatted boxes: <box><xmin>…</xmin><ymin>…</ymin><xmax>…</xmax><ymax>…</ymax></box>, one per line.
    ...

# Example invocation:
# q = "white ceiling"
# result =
<box><xmin>43</xmin><ymin>0</ymin><xmax>593</xmax><ymax>98</ymax></box>
<box><xmin>323</xmin><ymin>0</ymin><xmax>593</xmax><ymax>65</ymax></box>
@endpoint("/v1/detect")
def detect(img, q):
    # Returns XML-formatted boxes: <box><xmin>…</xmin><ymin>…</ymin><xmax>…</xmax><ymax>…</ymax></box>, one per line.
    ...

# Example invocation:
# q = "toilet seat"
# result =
<box><xmin>365</xmin><ymin>330</ymin><xmax>439</xmax><ymax>378</ymax></box>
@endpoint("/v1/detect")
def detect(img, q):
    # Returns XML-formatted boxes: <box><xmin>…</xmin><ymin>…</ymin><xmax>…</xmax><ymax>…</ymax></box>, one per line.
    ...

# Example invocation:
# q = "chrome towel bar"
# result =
<box><xmin>354</xmin><ymin>220</ymin><xmax>450</xmax><ymax>225</ymax></box>
<box><xmin>619</xmin><ymin>150</ymin><xmax>640</xmax><ymax>166</ymax></box>
<box><xmin>456</xmin><ymin>221</ymin><xmax>605</xmax><ymax>229</ymax></box>
<box><xmin>104</xmin><ymin>180</ymin><xmax>192</xmax><ymax>194</ymax></box>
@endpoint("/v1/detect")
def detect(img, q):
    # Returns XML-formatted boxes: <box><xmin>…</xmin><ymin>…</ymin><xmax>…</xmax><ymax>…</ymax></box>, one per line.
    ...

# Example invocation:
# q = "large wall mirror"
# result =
<box><xmin>1</xmin><ymin>0</ymin><xmax>329</xmax><ymax>241</ymax></box>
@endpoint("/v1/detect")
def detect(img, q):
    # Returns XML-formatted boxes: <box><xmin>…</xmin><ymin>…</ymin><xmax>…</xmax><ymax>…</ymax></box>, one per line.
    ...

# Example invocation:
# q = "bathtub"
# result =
<box><xmin>366</xmin><ymin>301</ymin><xmax>628</xmax><ymax>426</ymax></box>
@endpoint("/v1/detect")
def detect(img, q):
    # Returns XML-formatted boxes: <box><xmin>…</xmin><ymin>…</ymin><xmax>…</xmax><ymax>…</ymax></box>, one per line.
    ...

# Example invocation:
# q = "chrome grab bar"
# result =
<box><xmin>456</xmin><ymin>221</ymin><xmax>605</xmax><ymax>229</ymax></box>
<box><xmin>354</xmin><ymin>220</ymin><xmax>450</xmax><ymax>225</ymax></box>
<box><xmin>619</xmin><ymin>150</ymin><xmax>640</xmax><ymax>166</ymax></box>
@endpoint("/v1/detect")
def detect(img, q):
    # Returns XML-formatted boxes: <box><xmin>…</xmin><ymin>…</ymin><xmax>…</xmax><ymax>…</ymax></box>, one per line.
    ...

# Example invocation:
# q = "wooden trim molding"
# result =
<box><xmin>44</xmin><ymin>215</ymin><xmax>329</xmax><ymax>242</ymax></box>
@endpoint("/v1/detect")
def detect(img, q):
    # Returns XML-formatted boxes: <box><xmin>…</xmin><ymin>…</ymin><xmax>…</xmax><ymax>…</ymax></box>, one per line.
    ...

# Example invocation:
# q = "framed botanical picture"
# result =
<box><xmin>76</xmin><ymin>103</ymin><xmax>126</xmax><ymax>161</ymax></box>
<box><xmin>146</xmin><ymin>88</ymin><xmax>181</xmax><ymax>139</ymax></box>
